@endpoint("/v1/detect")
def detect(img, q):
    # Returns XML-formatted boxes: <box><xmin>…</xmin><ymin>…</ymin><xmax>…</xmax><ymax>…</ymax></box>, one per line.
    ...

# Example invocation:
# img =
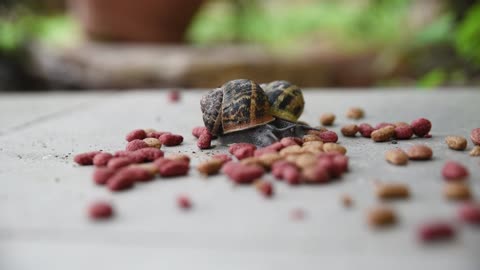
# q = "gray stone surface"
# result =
<box><xmin>1</xmin><ymin>89</ymin><xmax>479</xmax><ymax>270</ymax></box>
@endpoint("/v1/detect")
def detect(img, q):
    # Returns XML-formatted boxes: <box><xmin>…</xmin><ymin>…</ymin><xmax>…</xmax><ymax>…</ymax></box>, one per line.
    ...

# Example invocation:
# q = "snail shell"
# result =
<box><xmin>263</xmin><ymin>80</ymin><xmax>304</xmax><ymax>122</ymax></box>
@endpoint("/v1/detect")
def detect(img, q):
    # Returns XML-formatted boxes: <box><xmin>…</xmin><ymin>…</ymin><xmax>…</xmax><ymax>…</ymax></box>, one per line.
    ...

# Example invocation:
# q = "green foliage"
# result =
<box><xmin>417</xmin><ymin>68</ymin><xmax>447</xmax><ymax>88</ymax></box>
<box><xmin>455</xmin><ymin>3</ymin><xmax>480</xmax><ymax>66</ymax></box>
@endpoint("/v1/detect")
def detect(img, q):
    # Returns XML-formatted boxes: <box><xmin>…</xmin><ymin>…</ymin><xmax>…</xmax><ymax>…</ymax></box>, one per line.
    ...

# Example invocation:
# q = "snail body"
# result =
<box><xmin>200</xmin><ymin>79</ymin><xmax>314</xmax><ymax>146</ymax></box>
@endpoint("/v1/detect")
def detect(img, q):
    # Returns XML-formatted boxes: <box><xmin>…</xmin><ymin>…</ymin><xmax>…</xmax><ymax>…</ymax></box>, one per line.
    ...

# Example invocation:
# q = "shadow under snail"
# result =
<box><xmin>200</xmin><ymin>79</ymin><xmax>317</xmax><ymax>147</ymax></box>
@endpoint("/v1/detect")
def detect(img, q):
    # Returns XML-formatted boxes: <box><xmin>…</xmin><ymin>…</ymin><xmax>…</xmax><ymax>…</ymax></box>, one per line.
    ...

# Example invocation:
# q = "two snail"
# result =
<box><xmin>200</xmin><ymin>79</ymin><xmax>316</xmax><ymax>147</ymax></box>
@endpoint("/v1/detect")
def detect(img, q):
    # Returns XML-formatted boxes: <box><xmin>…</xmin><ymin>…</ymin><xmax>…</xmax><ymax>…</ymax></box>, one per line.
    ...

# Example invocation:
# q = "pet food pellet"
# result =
<box><xmin>212</xmin><ymin>154</ymin><xmax>232</xmax><ymax>164</ymax></box>
<box><xmin>143</xmin><ymin>138</ymin><xmax>162</xmax><ymax>149</ymax></box>
<box><xmin>88</xmin><ymin>201</ymin><xmax>114</xmax><ymax>220</ymax></box>
<box><xmin>107</xmin><ymin>157</ymin><xmax>134</xmax><ymax>170</ymax></box>
<box><xmin>93</xmin><ymin>167</ymin><xmax>116</xmax><ymax>185</ymax></box>
<box><xmin>411</xmin><ymin>118</ymin><xmax>432</xmax><ymax>138</ymax></box>
<box><xmin>258</xmin><ymin>153</ymin><xmax>283</xmax><ymax>169</ymax></box>
<box><xmin>358</xmin><ymin>123</ymin><xmax>375</xmax><ymax>138</ymax></box>
<box><xmin>470</xmin><ymin>146</ymin><xmax>480</xmax><ymax>156</ymax></box>
<box><xmin>417</xmin><ymin>222</ymin><xmax>455</xmax><ymax>242</ymax></box>
<box><xmin>394</xmin><ymin>125</ymin><xmax>413</xmax><ymax>140</ymax></box>
<box><xmin>319</xmin><ymin>131</ymin><xmax>338</xmax><ymax>143</ymax></box>
<box><xmin>457</xmin><ymin>203</ymin><xmax>480</xmax><ymax>224</ymax></box>
<box><xmin>322</xmin><ymin>143</ymin><xmax>347</xmax><ymax>155</ymax></box>
<box><xmin>367</xmin><ymin>206</ymin><xmax>396</xmax><ymax>227</ymax></box>
<box><xmin>280</xmin><ymin>137</ymin><xmax>303</xmax><ymax>147</ymax></box>
<box><xmin>255</xmin><ymin>181</ymin><xmax>274</xmax><ymax>198</ymax></box>
<box><xmin>442</xmin><ymin>161</ymin><xmax>469</xmax><ymax>181</ymax></box>
<box><xmin>407</xmin><ymin>145</ymin><xmax>433</xmax><ymax>160</ymax></box>
<box><xmin>445</xmin><ymin>136</ymin><xmax>467</xmax><ymax>151</ymax></box>
<box><xmin>302</xmin><ymin>166</ymin><xmax>330</xmax><ymax>183</ymax></box>
<box><xmin>168</xmin><ymin>90</ymin><xmax>180</xmax><ymax>102</ymax></box>
<box><xmin>320</xmin><ymin>113</ymin><xmax>336</xmax><ymax>126</ymax></box>
<box><xmin>371</xmin><ymin>126</ymin><xmax>395</xmax><ymax>142</ymax></box>
<box><xmin>107</xmin><ymin>173</ymin><xmax>134</xmax><ymax>191</ymax></box>
<box><xmin>197</xmin><ymin>159</ymin><xmax>223</xmax><ymax>176</ymax></box>
<box><xmin>74</xmin><ymin>151</ymin><xmax>101</xmax><ymax>165</ymax></box>
<box><xmin>341</xmin><ymin>124</ymin><xmax>358</xmax><ymax>137</ymax></box>
<box><xmin>177</xmin><ymin>195</ymin><xmax>192</xmax><ymax>209</ymax></box>
<box><xmin>346</xmin><ymin>107</ymin><xmax>364</xmax><ymax>119</ymax></box>
<box><xmin>443</xmin><ymin>182</ymin><xmax>472</xmax><ymax>201</ymax></box>
<box><xmin>197</xmin><ymin>132</ymin><xmax>213</xmax><ymax>149</ymax></box>
<box><xmin>470</xmin><ymin>128</ymin><xmax>480</xmax><ymax>145</ymax></box>
<box><xmin>341</xmin><ymin>194</ymin><xmax>353</xmax><ymax>208</ymax></box>
<box><xmin>146</xmin><ymin>130</ymin><xmax>170</xmax><ymax>139</ymax></box>
<box><xmin>159</xmin><ymin>160</ymin><xmax>189</xmax><ymax>177</ymax></box>
<box><xmin>375</xmin><ymin>122</ymin><xmax>395</xmax><ymax>130</ymax></box>
<box><xmin>126</xmin><ymin>129</ymin><xmax>147</xmax><ymax>142</ymax></box>
<box><xmin>279</xmin><ymin>145</ymin><xmax>303</xmax><ymax>156</ymax></box>
<box><xmin>385</xmin><ymin>148</ymin><xmax>409</xmax><ymax>165</ymax></box>
<box><xmin>93</xmin><ymin>152</ymin><xmax>113</xmax><ymax>167</ymax></box>
<box><xmin>303</xmin><ymin>134</ymin><xmax>322</xmax><ymax>142</ymax></box>
<box><xmin>134</xmin><ymin>148</ymin><xmax>164</xmax><ymax>162</ymax></box>
<box><xmin>192</xmin><ymin>126</ymin><xmax>209</xmax><ymax>138</ymax></box>
<box><xmin>229</xmin><ymin>143</ymin><xmax>256</xmax><ymax>155</ymax></box>
<box><xmin>159</xmin><ymin>133</ymin><xmax>183</xmax><ymax>146</ymax></box>
<box><xmin>375</xmin><ymin>183</ymin><xmax>410</xmax><ymax>200</ymax></box>
<box><xmin>126</xmin><ymin>139</ymin><xmax>148</xmax><ymax>151</ymax></box>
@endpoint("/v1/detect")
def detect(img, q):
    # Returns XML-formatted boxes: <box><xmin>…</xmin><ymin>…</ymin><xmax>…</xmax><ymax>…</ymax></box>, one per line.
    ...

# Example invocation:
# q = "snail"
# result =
<box><xmin>200</xmin><ymin>79</ymin><xmax>315</xmax><ymax>147</ymax></box>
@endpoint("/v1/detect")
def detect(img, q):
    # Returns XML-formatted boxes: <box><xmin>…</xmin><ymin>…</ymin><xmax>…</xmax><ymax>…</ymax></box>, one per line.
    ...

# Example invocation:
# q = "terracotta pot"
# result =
<box><xmin>68</xmin><ymin>0</ymin><xmax>204</xmax><ymax>43</ymax></box>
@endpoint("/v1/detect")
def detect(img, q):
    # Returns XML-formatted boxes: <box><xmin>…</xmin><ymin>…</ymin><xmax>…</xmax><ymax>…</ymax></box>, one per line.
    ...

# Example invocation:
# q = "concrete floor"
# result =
<box><xmin>0</xmin><ymin>89</ymin><xmax>479</xmax><ymax>270</ymax></box>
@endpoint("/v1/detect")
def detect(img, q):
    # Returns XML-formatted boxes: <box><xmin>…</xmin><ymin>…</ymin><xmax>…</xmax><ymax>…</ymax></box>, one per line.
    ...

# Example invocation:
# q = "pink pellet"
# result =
<box><xmin>146</xmin><ymin>131</ymin><xmax>170</xmax><ymax>139</ymax></box>
<box><xmin>317</xmin><ymin>157</ymin><xmax>342</xmax><ymax>178</ymax></box>
<box><xmin>159</xmin><ymin>133</ymin><xmax>183</xmax><ymax>146</ymax></box>
<box><xmin>177</xmin><ymin>195</ymin><xmax>192</xmax><ymax>210</ymax></box>
<box><xmin>134</xmin><ymin>148</ymin><xmax>164</xmax><ymax>162</ymax></box>
<box><xmin>107</xmin><ymin>173</ymin><xmax>134</xmax><ymax>191</ymax></box>
<box><xmin>417</xmin><ymin>222</ymin><xmax>455</xmax><ymax>242</ymax></box>
<box><xmin>254</xmin><ymin>147</ymin><xmax>278</xmax><ymax>157</ymax></box>
<box><xmin>303</xmin><ymin>166</ymin><xmax>330</xmax><ymax>183</ymax></box>
<box><xmin>319</xmin><ymin>131</ymin><xmax>338</xmax><ymax>143</ymax></box>
<box><xmin>394</xmin><ymin>125</ymin><xmax>413</xmax><ymax>140</ymax></box>
<box><xmin>93</xmin><ymin>152</ymin><xmax>113</xmax><ymax>167</ymax></box>
<box><xmin>212</xmin><ymin>154</ymin><xmax>232</xmax><ymax>164</ymax></box>
<box><xmin>266</xmin><ymin>142</ymin><xmax>285</xmax><ymax>151</ymax></box>
<box><xmin>283</xmin><ymin>166</ymin><xmax>301</xmax><ymax>185</ymax></box>
<box><xmin>471</xmin><ymin>128</ymin><xmax>480</xmax><ymax>145</ymax></box>
<box><xmin>197</xmin><ymin>132</ymin><xmax>213</xmax><ymax>149</ymax></box>
<box><xmin>107</xmin><ymin>157</ymin><xmax>134</xmax><ymax>170</ymax></box>
<box><xmin>158</xmin><ymin>160</ymin><xmax>189</xmax><ymax>177</ymax></box>
<box><xmin>358</xmin><ymin>123</ymin><xmax>375</xmax><ymax>138</ymax></box>
<box><xmin>332</xmin><ymin>155</ymin><xmax>349</xmax><ymax>173</ymax></box>
<box><xmin>290</xmin><ymin>208</ymin><xmax>306</xmax><ymax>221</ymax></box>
<box><xmin>126</xmin><ymin>139</ymin><xmax>148</xmax><ymax>151</ymax></box>
<box><xmin>457</xmin><ymin>203</ymin><xmax>480</xmax><ymax>225</ymax></box>
<box><xmin>229</xmin><ymin>143</ymin><xmax>257</xmax><ymax>155</ymax></box>
<box><xmin>168</xmin><ymin>90</ymin><xmax>181</xmax><ymax>102</ymax></box>
<box><xmin>125</xmin><ymin>129</ymin><xmax>147</xmax><ymax>142</ymax></box>
<box><xmin>222</xmin><ymin>162</ymin><xmax>264</xmax><ymax>184</ymax></box>
<box><xmin>92</xmin><ymin>167</ymin><xmax>116</xmax><ymax>185</ymax></box>
<box><xmin>114</xmin><ymin>150</ymin><xmax>132</xmax><ymax>158</ymax></box>
<box><xmin>88</xmin><ymin>201</ymin><xmax>114</xmax><ymax>220</ymax></box>
<box><xmin>74</xmin><ymin>151</ymin><xmax>101</xmax><ymax>165</ymax></box>
<box><xmin>411</xmin><ymin>118</ymin><xmax>432</xmax><ymax>138</ymax></box>
<box><xmin>118</xmin><ymin>167</ymin><xmax>153</xmax><ymax>182</ymax></box>
<box><xmin>375</xmin><ymin>122</ymin><xmax>395</xmax><ymax>129</ymax></box>
<box><xmin>271</xmin><ymin>160</ymin><xmax>292</xmax><ymax>179</ymax></box>
<box><xmin>256</xmin><ymin>181</ymin><xmax>274</xmax><ymax>198</ymax></box>
<box><xmin>442</xmin><ymin>161</ymin><xmax>469</xmax><ymax>181</ymax></box>
<box><xmin>280</xmin><ymin>137</ymin><xmax>302</xmax><ymax>147</ymax></box>
<box><xmin>232</xmin><ymin>147</ymin><xmax>255</xmax><ymax>160</ymax></box>
<box><xmin>192</xmin><ymin>126</ymin><xmax>209</xmax><ymax>138</ymax></box>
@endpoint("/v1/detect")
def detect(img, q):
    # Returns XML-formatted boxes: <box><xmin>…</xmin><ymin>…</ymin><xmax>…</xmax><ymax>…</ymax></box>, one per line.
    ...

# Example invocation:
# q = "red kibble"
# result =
<box><xmin>280</xmin><ymin>137</ymin><xmax>302</xmax><ymax>147</ymax></box>
<box><xmin>93</xmin><ymin>152</ymin><xmax>113</xmax><ymax>167</ymax></box>
<box><xmin>254</xmin><ymin>147</ymin><xmax>278</xmax><ymax>157</ymax></box>
<box><xmin>394</xmin><ymin>125</ymin><xmax>413</xmax><ymax>140</ymax></box>
<box><xmin>417</xmin><ymin>222</ymin><xmax>455</xmax><ymax>242</ymax></box>
<box><xmin>107</xmin><ymin>173</ymin><xmax>134</xmax><ymax>191</ymax></box>
<box><xmin>134</xmin><ymin>148</ymin><xmax>164</xmax><ymax>162</ymax></box>
<box><xmin>114</xmin><ymin>150</ymin><xmax>131</xmax><ymax>158</ymax></box>
<box><xmin>223</xmin><ymin>162</ymin><xmax>264</xmax><ymax>184</ymax></box>
<box><xmin>74</xmin><ymin>151</ymin><xmax>101</xmax><ymax>166</ymax></box>
<box><xmin>92</xmin><ymin>167</ymin><xmax>116</xmax><ymax>185</ymax></box>
<box><xmin>317</xmin><ymin>157</ymin><xmax>342</xmax><ymax>178</ymax></box>
<box><xmin>192</xmin><ymin>126</ymin><xmax>209</xmax><ymax>138</ymax></box>
<box><xmin>471</xmin><ymin>128</ymin><xmax>480</xmax><ymax>145</ymax></box>
<box><xmin>177</xmin><ymin>195</ymin><xmax>192</xmax><ymax>209</ymax></box>
<box><xmin>457</xmin><ymin>203</ymin><xmax>480</xmax><ymax>225</ymax></box>
<box><xmin>283</xmin><ymin>166</ymin><xmax>301</xmax><ymax>185</ymax></box>
<box><xmin>319</xmin><ymin>131</ymin><xmax>338</xmax><ymax>143</ymax></box>
<box><xmin>212</xmin><ymin>154</ymin><xmax>232</xmax><ymax>164</ymax></box>
<box><xmin>411</xmin><ymin>118</ymin><xmax>432</xmax><ymax>138</ymax></box>
<box><xmin>375</xmin><ymin>122</ymin><xmax>395</xmax><ymax>130</ymax></box>
<box><xmin>146</xmin><ymin>131</ymin><xmax>170</xmax><ymax>139</ymax></box>
<box><xmin>271</xmin><ymin>160</ymin><xmax>293</xmax><ymax>179</ymax></box>
<box><xmin>158</xmin><ymin>160</ymin><xmax>189</xmax><ymax>177</ymax></box>
<box><xmin>197</xmin><ymin>132</ymin><xmax>213</xmax><ymax>149</ymax></box>
<box><xmin>126</xmin><ymin>139</ymin><xmax>148</xmax><ymax>151</ymax></box>
<box><xmin>359</xmin><ymin>123</ymin><xmax>375</xmax><ymax>138</ymax></box>
<box><xmin>125</xmin><ymin>129</ymin><xmax>147</xmax><ymax>142</ymax></box>
<box><xmin>168</xmin><ymin>90</ymin><xmax>181</xmax><ymax>102</ymax></box>
<box><xmin>159</xmin><ymin>133</ymin><xmax>183</xmax><ymax>146</ymax></box>
<box><xmin>120</xmin><ymin>167</ymin><xmax>153</xmax><ymax>182</ymax></box>
<box><xmin>88</xmin><ymin>201</ymin><xmax>113</xmax><ymax>220</ymax></box>
<box><xmin>256</xmin><ymin>181</ymin><xmax>274</xmax><ymax>198</ymax></box>
<box><xmin>107</xmin><ymin>157</ymin><xmax>134</xmax><ymax>170</ymax></box>
<box><xmin>232</xmin><ymin>147</ymin><xmax>255</xmax><ymax>160</ymax></box>
<box><xmin>302</xmin><ymin>166</ymin><xmax>330</xmax><ymax>183</ymax></box>
<box><xmin>229</xmin><ymin>143</ymin><xmax>257</xmax><ymax>155</ymax></box>
<box><xmin>442</xmin><ymin>161</ymin><xmax>469</xmax><ymax>181</ymax></box>
<box><xmin>332</xmin><ymin>155</ymin><xmax>349</xmax><ymax>173</ymax></box>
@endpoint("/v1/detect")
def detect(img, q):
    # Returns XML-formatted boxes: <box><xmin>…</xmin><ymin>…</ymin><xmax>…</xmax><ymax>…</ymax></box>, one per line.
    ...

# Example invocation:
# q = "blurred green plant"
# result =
<box><xmin>455</xmin><ymin>3</ymin><xmax>480</xmax><ymax>67</ymax></box>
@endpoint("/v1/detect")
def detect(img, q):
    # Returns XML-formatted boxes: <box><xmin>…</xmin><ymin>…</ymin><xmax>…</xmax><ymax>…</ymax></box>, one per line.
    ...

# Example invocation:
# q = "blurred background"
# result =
<box><xmin>0</xmin><ymin>0</ymin><xmax>479</xmax><ymax>91</ymax></box>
